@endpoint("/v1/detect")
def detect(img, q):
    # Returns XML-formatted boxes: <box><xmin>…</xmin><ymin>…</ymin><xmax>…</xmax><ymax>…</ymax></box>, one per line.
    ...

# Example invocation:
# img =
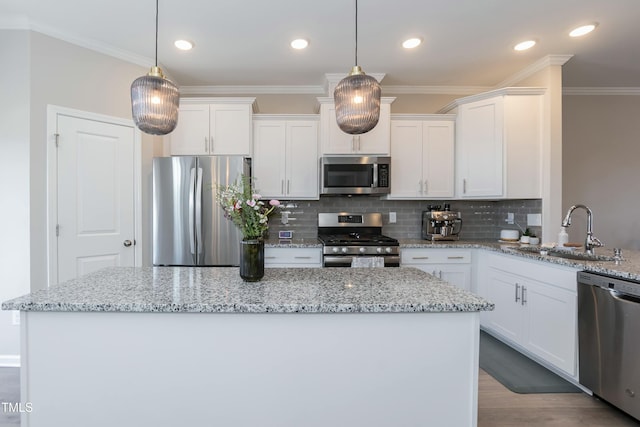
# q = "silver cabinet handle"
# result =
<box><xmin>412</xmin><ymin>256</ymin><xmax>430</xmax><ymax>260</ymax></box>
<box><xmin>294</xmin><ymin>256</ymin><xmax>312</xmax><ymax>259</ymax></box>
<box><xmin>447</xmin><ymin>256</ymin><xmax>464</xmax><ymax>260</ymax></box>
<box><xmin>522</xmin><ymin>286</ymin><xmax>527</xmax><ymax>305</ymax></box>
<box><xmin>463</xmin><ymin>179</ymin><xmax>467</xmax><ymax>194</ymax></box>
<box><xmin>281</xmin><ymin>180</ymin><xmax>284</xmax><ymax>194</ymax></box>
<box><xmin>515</xmin><ymin>283</ymin><xmax>520</xmax><ymax>303</ymax></box>
<box><xmin>209</xmin><ymin>136</ymin><xmax>214</xmax><ymax>153</ymax></box>
<box><xmin>419</xmin><ymin>180</ymin><xmax>423</xmax><ymax>194</ymax></box>
<box><xmin>265</xmin><ymin>256</ymin><xmax>277</xmax><ymax>259</ymax></box>
<box><xmin>123</xmin><ymin>240</ymin><xmax>132</xmax><ymax>247</ymax></box>
<box><xmin>432</xmin><ymin>270</ymin><xmax>437</xmax><ymax>276</ymax></box>
<box><xmin>287</xmin><ymin>180</ymin><xmax>290</xmax><ymax>194</ymax></box>
<box><xmin>424</xmin><ymin>179</ymin><xmax>428</xmax><ymax>195</ymax></box>
<box><xmin>439</xmin><ymin>271</ymin><xmax>443</xmax><ymax>279</ymax></box>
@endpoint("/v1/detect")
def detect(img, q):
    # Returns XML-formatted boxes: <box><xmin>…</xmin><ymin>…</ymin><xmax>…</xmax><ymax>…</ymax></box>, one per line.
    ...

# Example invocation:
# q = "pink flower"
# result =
<box><xmin>269</xmin><ymin>199</ymin><xmax>280</xmax><ymax>207</ymax></box>
<box><xmin>234</xmin><ymin>201</ymin><xmax>242</xmax><ymax>210</ymax></box>
<box><xmin>246</xmin><ymin>199</ymin><xmax>256</xmax><ymax>208</ymax></box>
<box><xmin>252</xmin><ymin>193</ymin><xmax>262</xmax><ymax>200</ymax></box>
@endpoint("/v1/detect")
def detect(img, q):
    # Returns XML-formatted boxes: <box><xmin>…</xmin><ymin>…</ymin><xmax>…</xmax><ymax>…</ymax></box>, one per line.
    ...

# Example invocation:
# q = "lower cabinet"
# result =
<box><xmin>477</xmin><ymin>252</ymin><xmax>579</xmax><ymax>376</ymax></box>
<box><xmin>264</xmin><ymin>247</ymin><xmax>322</xmax><ymax>268</ymax></box>
<box><xmin>400</xmin><ymin>248</ymin><xmax>472</xmax><ymax>291</ymax></box>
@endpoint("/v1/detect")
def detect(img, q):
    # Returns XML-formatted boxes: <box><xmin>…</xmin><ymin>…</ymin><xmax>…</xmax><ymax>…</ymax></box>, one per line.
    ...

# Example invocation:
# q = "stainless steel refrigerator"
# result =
<box><xmin>152</xmin><ymin>156</ymin><xmax>250</xmax><ymax>266</ymax></box>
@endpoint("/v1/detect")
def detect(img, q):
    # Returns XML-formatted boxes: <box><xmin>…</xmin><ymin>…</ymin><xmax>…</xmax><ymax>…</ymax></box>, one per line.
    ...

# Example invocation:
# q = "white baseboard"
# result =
<box><xmin>0</xmin><ymin>355</ymin><xmax>20</xmax><ymax>367</ymax></box>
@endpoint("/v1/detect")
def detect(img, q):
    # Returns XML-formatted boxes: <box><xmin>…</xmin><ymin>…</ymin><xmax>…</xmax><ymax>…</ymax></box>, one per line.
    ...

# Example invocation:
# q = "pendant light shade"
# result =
<box><xmin>131</xmin><ymin>0</ymin><xmax>179</xmax><ymax>135</ymax></box>
<box><xmin>334</xmin><ymin>0</ymin><xmax>381</xmax><ymax>135</ymax></box>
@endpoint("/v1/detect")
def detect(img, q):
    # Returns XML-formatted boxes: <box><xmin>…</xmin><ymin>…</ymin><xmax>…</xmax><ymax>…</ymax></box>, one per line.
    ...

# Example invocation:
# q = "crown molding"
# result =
<box><xmin>563</xmin><ymin>87</ymin><xmax>640</xmax><ymax>96</ymax></box>
<box><xmin>495</xmin><ymin>54</ymin><xmax>574</xmax><ymax>88</ymax></box>
<box><xmin>391</xmin><ymin>113</ymin><xmax>456</xmax><ymax>121</ymax></box>
<box><xmin>324</xmin><ymin>72</ymin><xmax>386</xmax><ymax>94</ymax></box>
<box><xmin>438</xmin><ymin>87</ymin><xmax>547</xmax><ymax>113</ymax></box>
<box><xmin>253</xmin><ymin>114</ymin><xmax>319</xmax><ymax>121</ymax></box>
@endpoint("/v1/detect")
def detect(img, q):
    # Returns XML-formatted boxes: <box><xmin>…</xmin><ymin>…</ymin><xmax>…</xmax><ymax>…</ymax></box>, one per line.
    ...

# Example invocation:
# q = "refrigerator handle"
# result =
<box><xmin>188</xmin><ymin>168</ymin><xmax>196</xmax><ymax>255</ymax></box>
<box><xmin>195</xmin><ymin>167</ymin><xmax>203</xmax><ymax>255</ymax></box>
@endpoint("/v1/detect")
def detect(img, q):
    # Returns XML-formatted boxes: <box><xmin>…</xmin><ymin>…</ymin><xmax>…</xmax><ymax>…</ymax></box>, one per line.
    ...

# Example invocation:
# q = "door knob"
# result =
<box><xmin>123</xmin><ymin>240</ymin><xmax>133</xmax><ymax>247</ymax></box>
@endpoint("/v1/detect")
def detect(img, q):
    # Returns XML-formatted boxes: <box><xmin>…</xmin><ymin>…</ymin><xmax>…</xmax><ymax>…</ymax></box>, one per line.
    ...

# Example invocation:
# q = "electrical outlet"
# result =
<box><xmin>389</xmin><ymin>212</ymin><xmax>397</xmax><ymax>223</ymax></box>
<box><xmin>527</xmin><ymin>213</ymin><xmax>542</xmax><ymax>226</ymax></box>
<box><xmin>12</xmin><ymin>311</ymin><xmax>20</xmax><ymax>326</ymax></box>
<box><xmin>506</xmin><ymin>213</ymin><xmax>514</xmax><ymax>224</ymax></box>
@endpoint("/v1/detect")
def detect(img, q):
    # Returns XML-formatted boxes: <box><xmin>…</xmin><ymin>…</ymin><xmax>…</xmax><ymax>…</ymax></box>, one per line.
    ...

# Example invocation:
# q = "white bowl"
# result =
<box><xmin>500</xmin><ymin>229</ymin><xmax>520</xmax><ymax>241</ymax></box>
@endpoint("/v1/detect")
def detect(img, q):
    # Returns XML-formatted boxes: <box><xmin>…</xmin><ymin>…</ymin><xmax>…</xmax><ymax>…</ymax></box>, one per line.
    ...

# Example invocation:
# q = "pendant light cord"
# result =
<box><xmin>354</xmin><ymin>0</ymin><xmax>358</xmax><ymax>66</ymax></box>
<box><xmin>155</xmin><ymin>0</ymin><xmax>159</xmax><ymax>67</ymax></box>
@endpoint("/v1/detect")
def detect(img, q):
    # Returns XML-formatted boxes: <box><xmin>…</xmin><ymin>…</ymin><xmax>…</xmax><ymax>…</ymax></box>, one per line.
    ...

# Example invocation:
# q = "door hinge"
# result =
<box><xmin>54</xmin><ymin>133</ymin><xmax>60</xmax><ymax>148</ymax></box>
<box><xmin>56</xmin><ymin>224</ymin><xmax>60</xmax><ymax>237</ymax></box>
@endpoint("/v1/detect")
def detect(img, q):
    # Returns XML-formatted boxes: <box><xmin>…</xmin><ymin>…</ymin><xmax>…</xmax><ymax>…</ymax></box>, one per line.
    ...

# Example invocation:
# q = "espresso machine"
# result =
<box><xmin>422</xmin><ymin>204</ymin><xmax>463</xmax><ymax>241</ymax></box>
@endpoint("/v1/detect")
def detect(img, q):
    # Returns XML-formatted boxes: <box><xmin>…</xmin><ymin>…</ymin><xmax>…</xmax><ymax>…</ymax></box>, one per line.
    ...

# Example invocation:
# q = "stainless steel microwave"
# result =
<box><xmin>320</xmin><ymin>156</ymin><xmax>391</xmax><ymax>195</ymax></box>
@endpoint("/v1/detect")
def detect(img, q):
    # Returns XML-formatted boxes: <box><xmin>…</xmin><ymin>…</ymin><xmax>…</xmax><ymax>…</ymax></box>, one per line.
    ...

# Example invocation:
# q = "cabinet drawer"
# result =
<box><xmin>264</xmin><ymin>248</ymin><xmax>322</xmax><ymax>265</ymax></box>
<box><xmin>401</xmin><ymin>249</ymin><xmax>471</xmax><ymax>265</ymax></box>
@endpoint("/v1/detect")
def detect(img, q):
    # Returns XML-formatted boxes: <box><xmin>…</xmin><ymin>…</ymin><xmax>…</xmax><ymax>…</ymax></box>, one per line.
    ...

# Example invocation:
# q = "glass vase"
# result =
<box><xmin>239</xmin><ymin>239</ymin><xmax>265</xmax><ymax>282</ymax></box>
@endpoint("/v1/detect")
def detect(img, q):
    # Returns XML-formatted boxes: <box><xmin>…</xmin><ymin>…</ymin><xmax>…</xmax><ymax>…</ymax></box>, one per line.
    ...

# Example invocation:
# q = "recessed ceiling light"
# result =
<box><xmin>569</xmin><ymin>23</ymin><xmax>598</xmax><ymax>37</ymax></box>
<box><xmin>514</xmin><ymin>40</ymin><xmax>536</xmax><ymax>51</ymax></box>
<box><xmin>402</xmin><ymin>37</ymin><xmax>422</xmax><ymax>49</ymax></box>
<box><xmin>174</xmin><ymin>40</ymin><xmax>193</xmax><ymax>50</ymax></box>
<box><xmin>290</xmin><ymin>39</ymin><xmax>309</xmax><ymax>50</ymax></box>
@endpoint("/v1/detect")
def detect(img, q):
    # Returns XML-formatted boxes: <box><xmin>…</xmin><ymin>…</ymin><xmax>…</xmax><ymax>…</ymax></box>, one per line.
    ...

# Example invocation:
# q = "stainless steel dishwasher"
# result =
<box><xmin>578</xmin><ymin>271</ymin><xmax>640</xmax><ymax>421</ymax></box>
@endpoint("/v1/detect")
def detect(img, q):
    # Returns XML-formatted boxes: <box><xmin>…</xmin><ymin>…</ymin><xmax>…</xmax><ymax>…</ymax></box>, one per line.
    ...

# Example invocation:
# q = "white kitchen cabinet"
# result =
<box><xmin>170</xmin><ymin>98</ymin><xmax>255</xmax><ymax>156</ymax></box>
<box><xmin>400</xmin><ymin>248</ymin><xmax>471</xmax><ymax>291</ymax></box>
<box><xmin>389</xmin><ymin>116</ymin><xmax>455</xmax><ymax>199</ymax></box>
<box><xmin>317</xmin><ymin>97</ymin><xmax>395</xmax><ymax>155</ymax></box>
<box><xmin>478</xmin><ymin>252</ymin><xmax>579</xmax><ymax>376</ymax></box>
<box><xmin>448</xmin><ymin>88</ymin><xmax>544</xmax><ymax>199</ymax></box>
<box><xmin>264</xmin><ymin>247</ymin><xmax>322</xmax><ymax>268</ymax></box>
<box><xmin>253</xmin><ymin>116</ymin><xmax>319</xmax><ymax>200</ymax></box>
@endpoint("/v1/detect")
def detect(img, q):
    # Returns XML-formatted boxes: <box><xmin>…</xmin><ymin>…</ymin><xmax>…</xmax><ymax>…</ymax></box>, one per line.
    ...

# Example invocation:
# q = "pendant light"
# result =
<box><xmin>334</xmin><ymin>0</ymin><xmax>381</xmax><ymax>135</ymax></box>
<box><xmin>131</xmin><ymin>0</ymin><xmax>179</xmax><ymax>135</ymax></box>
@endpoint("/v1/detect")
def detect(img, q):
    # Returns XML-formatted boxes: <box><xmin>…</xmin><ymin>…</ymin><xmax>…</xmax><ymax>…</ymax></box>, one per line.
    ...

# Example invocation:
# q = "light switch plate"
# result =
<box><xmin>527</xmin><ymin>213</ymin><xmax>542</xmax><ymax>226</ymax></box>
<box><xmin>389</xmin><ymin>212</ymin><xmax>397</xmax><ymax>223</ymax></box>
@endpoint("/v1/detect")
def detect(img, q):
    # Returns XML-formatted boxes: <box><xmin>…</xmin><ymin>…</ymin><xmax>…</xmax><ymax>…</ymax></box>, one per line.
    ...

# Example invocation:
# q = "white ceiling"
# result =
<box><xmin>2</xmin><ymin>0</ymin><xmax>640</xmax><ymax>91</ymax></box>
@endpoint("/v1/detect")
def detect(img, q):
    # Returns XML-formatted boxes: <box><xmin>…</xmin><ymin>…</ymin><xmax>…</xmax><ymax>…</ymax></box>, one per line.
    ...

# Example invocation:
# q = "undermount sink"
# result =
<box><xmin>513</xmin><ymin>246</ymin><xmax>617</xmax><ymax>262</ymax></box>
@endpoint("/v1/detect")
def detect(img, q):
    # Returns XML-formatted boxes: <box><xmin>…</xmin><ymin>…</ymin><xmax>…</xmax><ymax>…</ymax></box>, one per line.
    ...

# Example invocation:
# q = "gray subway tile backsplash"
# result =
<box><xmin>269</xmin><ymin>197</ymin><xmax>542</xmax><ymax>241</ymax></box>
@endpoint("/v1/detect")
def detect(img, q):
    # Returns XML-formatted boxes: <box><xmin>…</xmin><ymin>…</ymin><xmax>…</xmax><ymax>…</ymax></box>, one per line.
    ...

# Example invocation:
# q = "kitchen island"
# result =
<box><xmin>3</xmin><ymin>267</ymin><xmax>493</xmax><ymax>427</ymax></box>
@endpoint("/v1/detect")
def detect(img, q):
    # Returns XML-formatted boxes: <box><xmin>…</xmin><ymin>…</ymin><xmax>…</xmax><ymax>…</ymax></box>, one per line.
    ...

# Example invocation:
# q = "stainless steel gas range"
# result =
<box><xmin>317</xmin><ymin>212</ymin><xmax>400</xmax><ymax>267</ymax></box>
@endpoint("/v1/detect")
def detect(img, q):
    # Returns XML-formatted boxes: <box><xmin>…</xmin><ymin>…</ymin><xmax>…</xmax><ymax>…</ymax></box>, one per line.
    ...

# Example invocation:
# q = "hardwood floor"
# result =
<box><xmin>478</xmin><ymin>369</ymin><xmax>640</xmax><ymax>426</ymax></box>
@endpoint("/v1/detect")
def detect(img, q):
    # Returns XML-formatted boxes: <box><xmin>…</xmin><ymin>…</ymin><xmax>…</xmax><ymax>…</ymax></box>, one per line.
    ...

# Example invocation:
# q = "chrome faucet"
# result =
<box><xmin>561</xmin><ymin>204</ymin><xmax>604</xmax><ymax>255</ymax></box>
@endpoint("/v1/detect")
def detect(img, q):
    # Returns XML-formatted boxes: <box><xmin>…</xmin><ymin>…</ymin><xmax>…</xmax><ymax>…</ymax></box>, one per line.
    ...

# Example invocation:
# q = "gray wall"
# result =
<box><xmin>268</xmin><ymin>197</ymin><xmax>541</xmax><ymax>241</ymax></box>
<box><xmin>0</xmin><ymin>30</ymin><xmax>30</xmax><ymax>361</ymax></box>
<box><xmin>563</xmin><ymin>95</ymin><xmax>640</xmax><ymax>250</ymax></box>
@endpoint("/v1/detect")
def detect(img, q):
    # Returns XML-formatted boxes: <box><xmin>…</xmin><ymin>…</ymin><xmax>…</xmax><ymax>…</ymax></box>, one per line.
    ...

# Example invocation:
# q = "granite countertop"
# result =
<box><xmin>1</xmin><ymin>267</ymin><xmax>493</xmax><ymax>314</ymax></box>
<box><xmin>399</xmin><ymin>239</ymin><xmax>640</xmax><ymax>281</ymax></box>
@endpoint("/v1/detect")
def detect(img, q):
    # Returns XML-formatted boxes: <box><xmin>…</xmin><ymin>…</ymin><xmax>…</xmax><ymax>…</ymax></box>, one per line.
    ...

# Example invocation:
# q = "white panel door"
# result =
<box><xmin>485</xmin><ymin>268</ymin><xmax>523</xmax><ymax>343</ymax></box>
<box><xmin>57</xmin><ymin>115</ymin><xmax>136</xmax><ymax>283</ymax></box>
<box><xmin>286</xmin><ymin>121</ymin><xmax>318</xmax><ymax>199</ymax></box>
<box><xmin>390</xmin><ymin>121</ymin><xmax>423</xmax><ymax>198</ymax></box>
<box><xmin>170</xmin><ymin>104</ymin><xmax>210</xmax><ymax>155</ymax></box>
<box><xmin>423</xmin><ymin>121</ymin><xmax>454</xmax><ymax>198</ymax></box>
<box><xmin>253</xmin><ymin>121</ymin><xmax>287</xmax><ymax>198</ymax></box>
<box><xmin>210</xmin><ymin>104</ymin><xmax>252</xmax><ymax>155</ymax></box>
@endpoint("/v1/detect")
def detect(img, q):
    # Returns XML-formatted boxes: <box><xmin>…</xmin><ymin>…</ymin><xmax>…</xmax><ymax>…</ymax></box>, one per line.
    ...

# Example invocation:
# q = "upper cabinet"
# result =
<box><xmin>448</xmin><ymin>88</ymin><xmax>545</xmax><ymax>199</ymax></box>
<box><xmin>253</xmin><ymin>115</ymin><xmax>319</xmax><ymax>200</ymax></box>
<box><xmin>389</xmin><ymin>115</ymin><xmax>455</xmax><ymax>199</ymax></box>
<box><xmin>317</xmin><ymin>97</ymin><xmax>395</xmax><ymax>156</ymax></box>
<box><xmin>170</xmin><ymin>98</ymin><xmax>256</xmax><ymax>156</ymax></box>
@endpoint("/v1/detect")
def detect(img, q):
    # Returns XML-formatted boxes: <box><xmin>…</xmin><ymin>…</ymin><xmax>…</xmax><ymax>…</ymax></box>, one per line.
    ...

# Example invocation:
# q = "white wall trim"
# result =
<box><xmin>180</xmin><ymin>85</ymin><xmax>325</xmax><ymax>95</ymax></box>
<box><xmin>391</xmin><ymin>113</ymin><xmax>456</xmax><ymax>121</ymax></box>
<box><xmin>563</xmin><ymin>87</ymin><xmax>640</xmax><ymax>95</ymax></box>
<box><xmin>0</xmin><ymin>355</ymin><xmax>20</xmax><ymax>367</ymax></box>
<box><xmin>495</xmin><ymin>54</ymin><xmax>574</xmax><ymax>88</ymax></box>
<box><xmin>382</xmin><ymin>85</ymin><xmax>490</xmax><ymax>95</ymax></box>
<box><xmin>46</xmin><ymin>105</ymin><xmax>143</xmax><ymax>287</ymax></box>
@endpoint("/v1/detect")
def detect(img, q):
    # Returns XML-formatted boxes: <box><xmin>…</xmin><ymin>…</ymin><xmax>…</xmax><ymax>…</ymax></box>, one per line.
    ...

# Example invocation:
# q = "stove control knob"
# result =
<box><xmin>332</xmin><ymin>247</ymin><xmax>339</xmax><ymax>253</ymax></box>
<box><xmin>341</xmin><ymin>247</ymin><xmax>348</xmax><ymax>254</ymax></box>
<box><xmin>359</xmin><ymin>247</ymin><xmax>366</xmax><ymax>254</ymax></box>
<box><xmin>376</xmin><ymin>247</ymin><xmax>383</xmax><ymax>254</ymax></box>
<box><xmin>385</xmin><ymin>247</ymin><xmax>393</xmax><ymax>254</ymax></box>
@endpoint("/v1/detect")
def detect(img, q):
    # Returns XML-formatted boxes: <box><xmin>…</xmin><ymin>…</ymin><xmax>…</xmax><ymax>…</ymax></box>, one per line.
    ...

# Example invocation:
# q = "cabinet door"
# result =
<box><xmin>423</xmin><ymin>121</ymin><xmax>454</xmax><ymax>198</ymax></box>
<box><xmin>170</xmin><ymin>104</ymin><xmax>210</xmax><ymax>155</ymax></box>
<box><xmin>209</xmin><ymin>104</ymin><xmax>252</xmax><ymax>155</ymax></box>
<box><xmin>439</xmin><ymin>265</ymin><xmax>471</xmax><ymax>291</ymax></box>
<box><xmin>320</xmin><ymin>103</ymin><xmax>356</xmax><ymax>154</ymax></box>
<box><xmin>253</xmin><ymin>121</ymin><xmax>287</xmax><ymax>198</ymax></box>
<box><xmin>358</xmin><ymin>103</ymin><xmax>391</xmax><ymax>155</ymax></box>
<box><xmin>485</xmin><ymin>268</ymin><xmax>524</xmax><ymax>343</ymax></box>
<box><xmin>264</xmin><ymin>247</ymin><xmax>322</xmax><ymax>268</ymax></box>
<box><xmin>456</xmin><ymin>98</ymin><xmax>503</xmax><ymax>197</ymax></box>
<box><xmin>286</xmin><ymin>121</ymin><xmax>319</xmax><ymax>199</ymax></box>
<box><xmin>522</xmin><ymin>279</ymin><xmax>577</xmax><ymax>375</ymax></box>
<box><xmin>390</xmin><ymin>121</ymin><xmax>423</xmax><ymax>198</ymax></box>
